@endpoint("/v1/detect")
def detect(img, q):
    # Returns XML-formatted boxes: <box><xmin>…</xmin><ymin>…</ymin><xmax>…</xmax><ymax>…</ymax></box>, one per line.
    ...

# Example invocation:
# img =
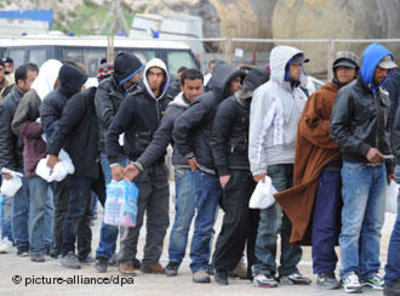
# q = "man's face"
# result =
<box><xmin>289</xmin><ymin>63</ymin><xmax>302</xmax><ymax>82</ymax></box>
<box><xmin>373</xmin><ymin>66</ymin><xmax>388</xmax><ymax>85</ymax></box>
<box><xmin>123</xmin><ymin>70</ymin><xmax>142</xmax><ymax>88</ymax></box>
<box><xmin>229</xmin><ymin>76</ymin><xmax>243</xmax><ymax>95</ymax></box>
<box><xmin>335</xmin><ymin>66</ymin><xmax>357</xmax><ymax>85</ymax></box>
<box><xmin>18</xmin><ymin>70</ymin><xmax>38</xmax><ymax>92</ymax></box>
<box><xmin>147</xmin><ymin>67</ymin><xmax>165</xmax><ymax>92</ymax></box>
<box><xmin>5</xmin><ymin>63</ymin><xmax>13</xmax><ymax>74</ymax></box>
<box><xmin>181</xmin><ymin>78</ymin><xmax>203</xmax><ymax>102</ymax></box>
<box><xmin>209</xmin><ymin>63</ymin><xmax>215</xmax><ymax>74</ymax></box>
<box><xmin>0</xmin><ymin>65</ymin><xmax>5</xmax><ymax>83</ymax></box>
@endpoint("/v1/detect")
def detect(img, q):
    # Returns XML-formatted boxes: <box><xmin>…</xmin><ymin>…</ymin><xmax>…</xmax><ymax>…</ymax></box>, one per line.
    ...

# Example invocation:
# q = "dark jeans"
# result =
<box><xmin>12</xmin><ymin>169</ymin><xmax>30</xmax><ymax>249</ymax></box>
<box><xmin>119</xmin><ymin>163</ymin><xmax>170</xmax><ymax>266</ymax></box>
<box><xmin>61</xmin><ymin>175</ymin><xmax>93</xmax><ymax>258</ymax></box>
<box><xmin>252</xmin><ymin>164</ymin><xmax>303</xmax><ymax>277</ymax></box>
<box><xmin>311</xmin><ymin>170</ymin><xmax>342</xmax><ymax>274</ymax></box>
<box><xmin>213</xmin><ymin>170</ymin><xmax>259</xmax><ymax>277</ymax></box>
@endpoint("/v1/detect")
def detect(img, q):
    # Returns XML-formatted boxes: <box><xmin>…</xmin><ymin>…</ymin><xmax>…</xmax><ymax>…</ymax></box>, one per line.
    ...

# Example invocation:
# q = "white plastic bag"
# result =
<box><xmin>249</xmin><ymin>176</ymin><xmax>277</xmax><ymax>209</ymax></box>
<box><xmin>0</xmin><ymin>168</ymin><xmax>23</xmax><ymax>198</ymax></box>
<box><xmin>386</xmin><ymin>180</ymin><xmax>399</xmax><ymax>214</ymax></box>
<box><xmin>35</xmin><ymin>150</ymin><xmax>75</xmax><ymax>182</ymax></box>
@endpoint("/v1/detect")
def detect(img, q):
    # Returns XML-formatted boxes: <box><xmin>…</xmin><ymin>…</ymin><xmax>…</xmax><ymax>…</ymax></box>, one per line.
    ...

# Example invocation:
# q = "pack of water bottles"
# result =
<box><xmin>104</xmin><ymin>180</ymin><xmax>138</xmax><ymax>227</ymax></box>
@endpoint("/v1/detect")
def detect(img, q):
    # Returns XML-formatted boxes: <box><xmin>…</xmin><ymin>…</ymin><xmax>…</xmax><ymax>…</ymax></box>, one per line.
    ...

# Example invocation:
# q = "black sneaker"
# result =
<box><xmin>95</xmin><ymin>257</ymin><xmax>108</xmax><ymax>273</ymax></box>
<box><xmin>165</xmin><ymin>261</ymin><xmax>180</xmax><ymax>277</ymax></box>
<box><xmin>252</xmin><ymin>274</ymin><xmax>278</xmax><ymax>288</ymax></box>
<box><xmin>60</xmin><ymin>252</ymin><xmax>81</xmax><ymax>269</ymax></box>
<box><xmin>31</xmin><ymin>253</ymin><xmax>45</xmax><ymax>262</ymax></box>
<box><xmin>133</xmin><ymin>257</ymin><xmax>141</xmax><ymax>269</ymax></box>
<box><xmin>215</xmin><ymin>270</ymin><xmax>229</xmax><ymax>285</ymax></box>
<box><xmin>280</xmin><ymin>272</ymin><xmax>312</xmax><ymax>285</ymax></box>
<box><xmin>317</xmin><ymin>272</ymin><xmax>341</xmax><ymax>290</ymax></box>
<box><xmin>16</xmin><ymin>246</ymin><xmax>29</xmax><ymax>257</ymax></box>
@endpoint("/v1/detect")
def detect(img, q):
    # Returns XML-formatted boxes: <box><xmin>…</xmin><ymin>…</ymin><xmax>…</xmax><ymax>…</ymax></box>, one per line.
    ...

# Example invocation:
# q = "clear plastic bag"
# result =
<box><xmin>104</xmin><ymin>180</ymin><xmax>138</xmax><ymax>227</ymax></box>
<box><xmin>249</xmin><ymin>176</ymin><xmax>277</xmax><ymax>209</ymax></box>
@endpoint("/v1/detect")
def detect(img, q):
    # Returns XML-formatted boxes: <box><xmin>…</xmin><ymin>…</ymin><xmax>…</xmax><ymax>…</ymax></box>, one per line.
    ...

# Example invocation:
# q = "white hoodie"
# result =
<box><xmin>31</xmin><ymin>59</ymin><xmax>63</xmax><ymax>101</ymax></box>
<box><xmin>249</xmin><ymin>46</ymin><xmax>308</xmax><ymax>176</ymax></box>
<box><xmin>142</xmin><ymin>58</ymin><xmax>170</xmax><ymax>100</ymax></box>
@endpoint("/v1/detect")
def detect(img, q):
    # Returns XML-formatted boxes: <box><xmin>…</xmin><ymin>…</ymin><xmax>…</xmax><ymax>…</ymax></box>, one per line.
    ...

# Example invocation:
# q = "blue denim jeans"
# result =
<box><xmin>339</xmin><ymin>162</ymin><xmax>386</xmax><ymax>280</ymax></box>
<box><xmin>12</xmin><ymin>170</ymin><xmax>30</xmax><ymax>249</ymax></box>
<box><xmin>252</xmin><ymin>164</ymin><xmax>302</xmax><ymax>277</ymax></box>
<box><xmin>28</xmin><ymin>177</ymin><xmax>54</xmax><ymax>255</ymax></box>
<box><xmin>1</xmin><ymin>195</ymin><xmax>13</xmax><ymax>241</ymax></box>
<box><xmin>384</xmin><ymin>165</ymin><xmax>400</xmax><ymax>286</ymax></box>
<box><xmin>95</xmin><ymin>156</ymin><xmax>126</xmax><ymax>260</ymax></box>
<box><xmin>189</xmin><ymin>170</ymin><xmax>221</xmax><ymax>273</ymax></box>
<box><xmin>168</xmin><ymin>168</ymin><xmax>196</xmax><ymax>264</ymax></box>
<box><xmin>62</xmin><ymin>175</ymin><xmax>93</xmax><ymax>257</ymax></box>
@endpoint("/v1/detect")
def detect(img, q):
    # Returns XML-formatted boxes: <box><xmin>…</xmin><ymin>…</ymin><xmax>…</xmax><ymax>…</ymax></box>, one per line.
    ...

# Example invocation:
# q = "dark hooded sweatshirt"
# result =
<box><xmin>173</xmin><ymin>61</ymin><xmax>245</xmax><ymax>175</ymax></box>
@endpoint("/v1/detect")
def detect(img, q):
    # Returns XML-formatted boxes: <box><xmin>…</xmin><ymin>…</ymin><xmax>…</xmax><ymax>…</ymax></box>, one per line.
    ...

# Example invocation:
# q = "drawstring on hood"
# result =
<box><xmin>360</xmin><ymin>43</ymin><xmax>394</xmax><ymax>93</ymax></box>
<box><xmin>31</xmin><ymin>59</ymin><xmax>63</xmax><ymax>101</ymax></box>
<box><xmin>142</xmin><ymin>58</ymin><xmax>170</xmax><ymax>100</ymax></box>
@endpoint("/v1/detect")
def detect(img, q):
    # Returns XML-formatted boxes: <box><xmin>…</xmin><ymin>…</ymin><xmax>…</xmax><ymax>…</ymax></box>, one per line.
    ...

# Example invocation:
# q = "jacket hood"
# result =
<box><xmin>142</xmin><ymin>58</ymin><xmax>170</xmax><ymax>100</ymax></box>
<box><xmin>208</xmin><ymin>60</ymin><xmax>246</xmax><ymax>99</ymax></box>
<box><xmin>113</xmin><ymin>51</ymin><xmax>144</xmax><ymax>86</ymax></box>
<box><xmin>58</xmin><ymin>64</ymin><xmax>88</xmax><ymax>98</ymax></box>
<box><xmin>31</xmin><ymin>59</ymin><xmax>63</xmax><ymax>101</ymax></box>
<box><xmin>360</xmin><ymin>43</ymin><xmax>394</xmax><ymax>90</ymax></box>
<box><xmin>270</xmin><ymin>46</ymin><xmax>306</xmax><ymax>88</ymax></box>
<box><xmin>169</xmin><ymin>92</ymin><xmax>191</xmax><ymax>108</ymax></box>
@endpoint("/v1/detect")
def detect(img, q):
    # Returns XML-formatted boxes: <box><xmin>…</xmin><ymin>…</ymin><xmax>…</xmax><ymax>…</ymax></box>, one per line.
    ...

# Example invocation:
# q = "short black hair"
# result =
<box><xmin>14</xmin><ymin>63</ymin><xmax>39</xmax><ymax>83</ymax></box>
<box><xmin>180</xmin><ymin>69</ymin><xmax>203</xmax><ymax>86</ymax></box>
<box><xmin>177</xmin><ymin>66</ymin><xmax>188</xmax><ymax>74</ymax></box>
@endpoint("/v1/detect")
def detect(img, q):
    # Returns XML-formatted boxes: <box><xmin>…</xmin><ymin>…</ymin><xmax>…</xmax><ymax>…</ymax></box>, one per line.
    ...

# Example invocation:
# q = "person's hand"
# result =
<box><xmin>111</xmin><ymin>164</ymin><xmax>125</xmax><ymax>181</ymax></box>
<box><xmin>388</xmin><ymin>173</ymin><xmax>396</xmax><ymax>185</ymax></box>
<box><xmin>253</xmin><ymin>173</ymin><xmax>266</xmax><ymax>183</ymax></box>
<box><xmin>219</xmin><ymin>175</ymin><xmax>231</xmax><ymax>189</ymax></box>
<box><xmin>366</xmin><ymin>148</ymin><xmax>383</xmax><ymax>164</ymax></box>
<box><xmin>124</xmin><ymin>164</ymin><xmax>140</xmax><ymax>181</ymax></box>
<box><xmin>47</xmin><ymin>154</ymin><xmax>61</xmax><ymax>169</ymax></box>
<box><xmin>188</xmin><ymin>157</ymin><xmax>200</xmax><ymax>172</ymax></box>
<box><xmin>3</xmin><ymin>173</ymin><xmax>12</xmax><ymax>180</ymax></box>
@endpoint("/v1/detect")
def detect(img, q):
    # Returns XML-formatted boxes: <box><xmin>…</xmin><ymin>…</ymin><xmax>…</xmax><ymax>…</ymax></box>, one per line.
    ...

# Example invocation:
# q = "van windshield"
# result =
<box><xmin>167</xmin><ymin>50</ymin><xmax>196</xmax><ymax>76</ymax></box>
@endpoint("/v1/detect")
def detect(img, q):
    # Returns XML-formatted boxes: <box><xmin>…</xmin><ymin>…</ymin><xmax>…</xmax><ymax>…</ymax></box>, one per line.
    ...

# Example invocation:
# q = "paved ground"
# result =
<box><xmin>0</xmin><ymin>191</ymin><xmax>396</xmax><ymax>296</ymax></box>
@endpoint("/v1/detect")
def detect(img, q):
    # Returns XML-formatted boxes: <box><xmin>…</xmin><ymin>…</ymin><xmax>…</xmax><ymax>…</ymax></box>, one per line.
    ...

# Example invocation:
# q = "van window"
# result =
<box><xmin>61</xmin><ymin>47</ymin><xmax>107</xmax><ymax>77</ymax></box>
<box><xmin>167</xmin><ymin>51</ymin><xmax>196</xmax><ymax>76</ymax></box>
<box><xmin>8</xmin><ymin>48</ymin><xmax>25</xmax><ymax>67</ymax></box>
<box><xmin>29</xmin><ymin>48</ymin><xmax>47</xmax><ymax>66</ymax></box>
<box><xmin>114</xmin><ymin>49</ymin><xmax>155</xmax><ymax>64</ymax></box>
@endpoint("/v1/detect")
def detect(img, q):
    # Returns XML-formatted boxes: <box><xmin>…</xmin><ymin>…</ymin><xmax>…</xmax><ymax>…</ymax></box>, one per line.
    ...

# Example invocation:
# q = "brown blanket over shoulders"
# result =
<box><xmin>274</xmin><ymin>82</ymin><xmax>342</xmax><ymax>245</ymax></box>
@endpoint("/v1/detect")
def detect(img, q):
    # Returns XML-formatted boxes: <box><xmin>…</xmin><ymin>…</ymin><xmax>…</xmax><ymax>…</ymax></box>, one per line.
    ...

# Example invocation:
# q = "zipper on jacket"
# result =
<box><xmin>156</xmin><ymin>100</ymin><xmax>161</xmax><ymax>123</ymax></box>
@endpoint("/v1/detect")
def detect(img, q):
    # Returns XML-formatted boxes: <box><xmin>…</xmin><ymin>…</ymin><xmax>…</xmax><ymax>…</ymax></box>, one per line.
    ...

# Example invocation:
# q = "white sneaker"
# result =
<box><xmin>342</xmin><ymin>272</ymin><xmax>362</xmax><ymax>293</ymax></box>
<box><xmin>0</xmin><ymin>238</ymin><xmax>12</xmax><ymax>253</ymax></box>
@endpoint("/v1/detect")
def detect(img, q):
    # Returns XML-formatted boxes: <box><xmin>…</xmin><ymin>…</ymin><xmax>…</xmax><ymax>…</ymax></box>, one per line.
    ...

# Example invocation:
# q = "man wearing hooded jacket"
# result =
<box><xmin>211</xmin><ymin>67</ymin><xmax>269</xmax><ymax>285</ymax></box>
<box><xmin>107</xmin><ymin>58</ymin><xmax>172</xmax><ymax>275</ymax></box>
<box><xmin>173</xmin><ymin>60</ymin><xmax>245</xmax><ymax>283</ymax></box>
<box><xmin>249</xmin><ymin>46</ymin><xmax>311</xmax><ymax>288</ymax></box>
<box><xmin>330</xmin><ymin>43</ymin><xmax>397</xmax><ymax>293</ymax></box>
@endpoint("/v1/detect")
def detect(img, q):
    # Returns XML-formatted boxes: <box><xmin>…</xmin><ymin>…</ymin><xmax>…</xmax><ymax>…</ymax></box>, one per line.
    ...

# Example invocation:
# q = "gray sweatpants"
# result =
<box><xmin>119</xmin><ymin>163</ymin><xmax>170</xmax><ymax>266</ymax></box>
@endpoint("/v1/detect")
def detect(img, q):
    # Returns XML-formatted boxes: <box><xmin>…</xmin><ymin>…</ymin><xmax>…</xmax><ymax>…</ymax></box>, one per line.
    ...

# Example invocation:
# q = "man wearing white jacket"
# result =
<box><xmin>249</xmin><ymin>46</ymin><xmax>311</xmax><ymax>287</ymax></box>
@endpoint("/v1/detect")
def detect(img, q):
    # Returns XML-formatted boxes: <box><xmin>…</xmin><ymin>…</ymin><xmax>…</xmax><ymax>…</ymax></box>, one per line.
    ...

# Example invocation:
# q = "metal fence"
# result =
<box><xmin>1</xmin><ymin>36</ymin><xmax>400</xmax><ymax>80</ymax></box>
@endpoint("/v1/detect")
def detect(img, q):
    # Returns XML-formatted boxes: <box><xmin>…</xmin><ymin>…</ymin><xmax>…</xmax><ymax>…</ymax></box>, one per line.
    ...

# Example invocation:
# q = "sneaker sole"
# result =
<box><xmin>343</xmin><ymin>287</ymin><xmax>363</xmax><ymax>294</ymax></box>
<box><xmin>362</xmin><ymin>282</ymin><xmax>384</xmax><ymax>290</ymax></box>
<box><xmin>253</xmin><ymin>281</ymin><xmax>278</xmax><ymax>288</ymax></box>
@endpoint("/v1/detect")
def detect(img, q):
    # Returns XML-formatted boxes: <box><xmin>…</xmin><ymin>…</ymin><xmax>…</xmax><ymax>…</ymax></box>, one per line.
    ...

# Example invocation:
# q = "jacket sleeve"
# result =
<box><xmin>248</xmin><ymin>87</ymin><xmax>271</xmax><ymax>176</ymax></box>
<box><xmin>329</xmin><ymin>90</ymin><xmax>371</xmax><ymax>156</ymax></box>
<box><xmin>0</xmin><ymin>104</ymin><xmax>16</xmax><ymax>170</ymax></box>
<box><xmin>95</xmin><ymin>85</ymin><xmax>115</xmax><ymax>130</ymax></box>
<box><xmin>172</xmin><ymin>99</ymin><xmax>210</xmax><ymax>159</ymax></box>
<box><xmin>105</xmin><ymin>95</ymin><xmax>134</xmax><ymax>164</ymax></box>
<box><xmin>136</xmin><ymin>106</ymin><xmax>175</xmax><ymax>169</ymax></box>
<box><xmin>211</xmin><ymin>100</ymin><xmax>235</xmax><ymax>176</ymax></box>
<box><xmin>46</xmin><ymin>96</ymin><xmax>86</xmax><ymax>156</ymax></box>
<box><xmin>11</xmin><ymin>94</ymin><xmax>31</xmax><ymax>136</ymax></box>
<box><xmin>39</xmin><ymin>99</ymin><xmax>59</xmax><ymax>139</ymax></box>
<box><xmin>19</xmin><ymin>121</ymin><xmax>43</xmax><ymax>138</ymax></box>
<box><xmin>298</xmin><ymin>92</ymin><xmax>338</xmax><ymax>150</ymax></box>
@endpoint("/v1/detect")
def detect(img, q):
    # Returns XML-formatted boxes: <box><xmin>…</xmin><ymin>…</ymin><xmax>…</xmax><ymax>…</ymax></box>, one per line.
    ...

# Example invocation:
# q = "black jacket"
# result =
<box><xmin>39</xmin><ymin>90</ymin><xmax>69</xmax><ymax>139</ymax></box>
<box><xmin>136</xmin><ymin>92</ymin><xmax>190</xmax><ymax>170</ymax></box>
<box><xmin>211</xmin><ymin>92</ymin><xmax>252</xmax><ymax>176</ymax></box>
<box><xmin>106</xmin><ymin>85</ymin><xmax>172</xmax><ymax>164</ymax></box>
<box><xmin>94</xmin><ymin>76</ymin><xmax>127</xmax><ymax>153</ymax></box>
<box><xmin>330</xmin><ymin>77</ymin><xmax>394</xmax><ymax>173</ymax></box>
<box><xmin>0</xmin><ymin>86</ymin><xmax>25</xmax><ymax>171</ymax></box>
<box><xmin>46</xmin><ymin>87</ymin><xmax>100</xmax><ymax>179</ymax></box>
<box><xmin>172</xmin><ymin>61</ymin><xmax>245</xmax><ymax>175</ymax></box>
